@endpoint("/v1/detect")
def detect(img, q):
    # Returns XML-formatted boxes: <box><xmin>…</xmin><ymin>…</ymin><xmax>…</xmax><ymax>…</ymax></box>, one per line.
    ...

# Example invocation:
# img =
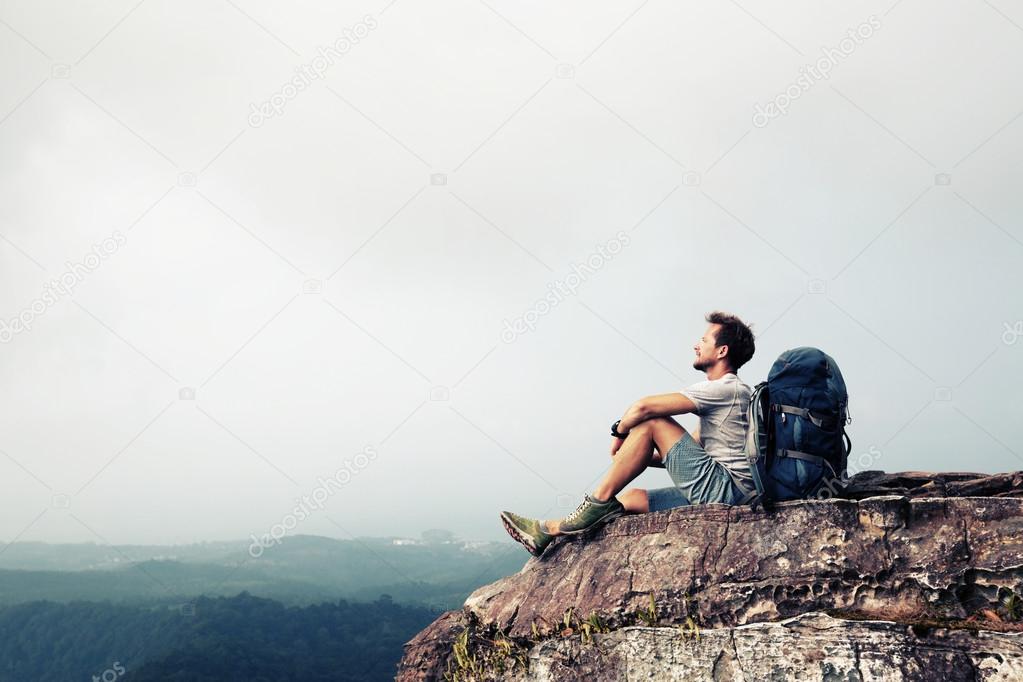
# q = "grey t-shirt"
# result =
<box><xmin>679</xmin><ymin>373</ymin><xmax>754</xmax><ymax>488</ymax></box>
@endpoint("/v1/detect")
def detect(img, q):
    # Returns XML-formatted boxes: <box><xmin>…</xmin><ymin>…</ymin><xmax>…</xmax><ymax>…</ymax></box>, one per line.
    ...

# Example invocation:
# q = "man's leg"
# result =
<box><xmin>594</xmin><ymin>417</ymin><xmax>686</xmax><ymax>499</ymax></box>
<box><xmin>544</xmin><ymin>417</ymin><xmax>687</xmax><ymax>535</ymax></box>
<box><xmin>618</xmin><ymin>488</ymin><xmax>649</xmax><ymax>513</ymax></box>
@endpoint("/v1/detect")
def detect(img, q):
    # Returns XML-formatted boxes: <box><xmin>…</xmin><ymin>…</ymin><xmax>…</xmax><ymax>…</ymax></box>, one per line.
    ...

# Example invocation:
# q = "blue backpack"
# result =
<box><xmin>739</xmin><ymin>347</ymin><xmax>852</xmax><ymax>510</ymax></box>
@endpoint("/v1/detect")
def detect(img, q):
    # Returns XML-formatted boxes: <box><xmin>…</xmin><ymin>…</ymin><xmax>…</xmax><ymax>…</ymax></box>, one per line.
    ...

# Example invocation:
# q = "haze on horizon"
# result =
<box><xmin>1</xmin><ymin>0</ymin><xmax>1022</xmax><ymax>547</ymax></box>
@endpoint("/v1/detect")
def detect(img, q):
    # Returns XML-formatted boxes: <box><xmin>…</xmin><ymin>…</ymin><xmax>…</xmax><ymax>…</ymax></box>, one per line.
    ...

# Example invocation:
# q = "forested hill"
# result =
<box><xmin>0</xmin><ymin>592</ymin><xmax>437</xmax><ymax>682</ymax></box>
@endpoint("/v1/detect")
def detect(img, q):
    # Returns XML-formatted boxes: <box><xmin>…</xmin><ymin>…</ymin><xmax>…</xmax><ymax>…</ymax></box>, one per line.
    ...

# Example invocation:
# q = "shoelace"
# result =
<box><xmin>563</xmin><ymin>498</ymin><xmax>596</xmax><ymax>523</ymax></box>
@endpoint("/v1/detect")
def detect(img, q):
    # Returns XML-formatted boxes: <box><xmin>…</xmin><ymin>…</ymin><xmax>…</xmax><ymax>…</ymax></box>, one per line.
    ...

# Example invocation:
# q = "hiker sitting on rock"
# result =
<box><xmin>501</xmin><ymin>311</ymin><xmax>757</xmax><ymax>556</ymax></box>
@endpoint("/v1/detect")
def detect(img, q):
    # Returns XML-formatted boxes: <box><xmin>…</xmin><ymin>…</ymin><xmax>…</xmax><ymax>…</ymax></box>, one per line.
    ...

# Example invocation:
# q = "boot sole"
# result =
<box><xmin>500</xmin><ymin>513</ymin><xmax>546</xmax><ymax>557</ymax></box>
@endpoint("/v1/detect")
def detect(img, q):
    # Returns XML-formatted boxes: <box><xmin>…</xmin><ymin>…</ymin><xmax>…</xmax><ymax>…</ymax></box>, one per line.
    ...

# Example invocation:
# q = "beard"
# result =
<box><xmin>692</xmin><ymin>357</ymin><xmax>709</xmax><ymax>372</ymax></box>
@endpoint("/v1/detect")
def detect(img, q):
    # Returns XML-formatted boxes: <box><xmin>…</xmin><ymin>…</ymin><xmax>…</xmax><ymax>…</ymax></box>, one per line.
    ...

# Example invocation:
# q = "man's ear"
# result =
<box><xmin>716</xmin><ymin>345</ymin><xmax>728</xmax><ymax>360</ymax></box>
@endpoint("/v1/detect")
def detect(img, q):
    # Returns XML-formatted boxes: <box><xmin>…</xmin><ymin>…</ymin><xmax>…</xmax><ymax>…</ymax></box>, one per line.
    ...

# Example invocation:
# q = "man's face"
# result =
<box><xmin>693</xmin><ymin>324</ymin><xmax>724</xmax><ymax>372</ymax></box>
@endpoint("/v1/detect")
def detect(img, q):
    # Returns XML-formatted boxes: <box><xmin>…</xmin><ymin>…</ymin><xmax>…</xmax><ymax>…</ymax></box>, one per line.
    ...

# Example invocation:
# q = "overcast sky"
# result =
<box><xmin>1</xmin><ymin>0</ymin><xmax>1022</xmax><ymax>547</ymax></box>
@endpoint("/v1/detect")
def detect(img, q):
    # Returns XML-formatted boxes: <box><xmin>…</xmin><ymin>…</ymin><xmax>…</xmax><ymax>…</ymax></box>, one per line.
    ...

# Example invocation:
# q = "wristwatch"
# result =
<box><xmin>611</xmin><ymin>419</ymin><xmax>629</xmax><ymax>438</ymax></box>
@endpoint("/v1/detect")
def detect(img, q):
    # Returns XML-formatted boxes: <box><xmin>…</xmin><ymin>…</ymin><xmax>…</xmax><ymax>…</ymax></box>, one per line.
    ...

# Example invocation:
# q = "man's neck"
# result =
<box><xmin>704</xmin><ymin>364</ymin><xmax>735</xmax><ymax>381</ymax></box>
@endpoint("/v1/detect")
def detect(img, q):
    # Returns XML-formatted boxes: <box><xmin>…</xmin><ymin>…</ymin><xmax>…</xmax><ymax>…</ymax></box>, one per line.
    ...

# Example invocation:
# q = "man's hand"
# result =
<box><xmin>610</xmin><ymin>436</ymin><xmax>624</xmax><ymax>456</ymax></box>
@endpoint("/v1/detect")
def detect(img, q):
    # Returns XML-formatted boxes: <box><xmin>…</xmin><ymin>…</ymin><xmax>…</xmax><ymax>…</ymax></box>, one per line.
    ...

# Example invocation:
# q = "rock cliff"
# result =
<box><xmin>396</xmin><ymin>471</ymin><xmax>1023</xmax><ymax>681</ymax></box>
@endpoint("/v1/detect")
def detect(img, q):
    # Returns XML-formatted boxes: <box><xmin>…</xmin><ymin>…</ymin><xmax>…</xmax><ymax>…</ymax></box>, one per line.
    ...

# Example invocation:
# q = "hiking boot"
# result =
<box><xmin>500</xmin><ymin>511</ymin><xmax>553</xmax><ymax>557</ymax></box>
<box><xmin>556</xmin><ymin>493</ymin><xmax>625</xmax><ymax>535</ymax></box>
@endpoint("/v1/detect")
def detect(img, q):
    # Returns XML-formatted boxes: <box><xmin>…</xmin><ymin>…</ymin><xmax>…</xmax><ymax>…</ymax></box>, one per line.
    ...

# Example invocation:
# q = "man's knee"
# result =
<box><xmin>640</xmin><ymin>416</ymin><xmax>685</xmax><ymax>436</ymax></box>
<box><xmin>639</xmin><ymin>417</ymin><xmax>685</xmax><ymax>462</ymax></box>
<box><xmin>630</xmin><ymin>418</ymin><xmax>668</xmax><ymax>436</ymax></box>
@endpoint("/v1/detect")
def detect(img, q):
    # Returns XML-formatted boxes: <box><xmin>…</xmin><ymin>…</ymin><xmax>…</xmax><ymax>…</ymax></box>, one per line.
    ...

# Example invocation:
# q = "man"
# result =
<box><xmin>501</xmin><ymin>311</ymin><xmax>757</xmax><ymax>556</ymax></box>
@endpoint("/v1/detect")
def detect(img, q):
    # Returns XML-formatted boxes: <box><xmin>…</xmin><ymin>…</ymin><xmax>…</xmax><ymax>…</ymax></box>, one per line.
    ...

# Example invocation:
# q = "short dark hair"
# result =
<box><xmin>705</xmin><ymin>311</ymin><xmax>755</xmax><ymax>371</ymax></box>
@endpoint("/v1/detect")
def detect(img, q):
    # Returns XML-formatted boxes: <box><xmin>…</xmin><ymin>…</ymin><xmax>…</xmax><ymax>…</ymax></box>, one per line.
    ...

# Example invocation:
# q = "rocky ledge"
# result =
<box><xmin>396</xmin><ymin>471</ymin><xmax>1023</xmax><ymax>681</ymax></box>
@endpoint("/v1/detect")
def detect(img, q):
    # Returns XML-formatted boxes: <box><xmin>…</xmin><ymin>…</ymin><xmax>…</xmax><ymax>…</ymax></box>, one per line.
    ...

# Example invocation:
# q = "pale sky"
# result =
<box><xmin>1</xmin><ymin>0</ymin><xmax>1022</xmax><ymax>546</ymax></box>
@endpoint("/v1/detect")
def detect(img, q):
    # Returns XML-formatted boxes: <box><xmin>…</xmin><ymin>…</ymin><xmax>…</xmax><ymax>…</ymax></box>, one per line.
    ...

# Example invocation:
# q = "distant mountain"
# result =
<box><xmin>0</xmin><ymin>535</ymin><xmax>525</xmax><ymax>610</ymax></box>
<box><xmin>0</xmin><ymin>540</ymin><xmax>246</xmax><ymax>571</ymax></box>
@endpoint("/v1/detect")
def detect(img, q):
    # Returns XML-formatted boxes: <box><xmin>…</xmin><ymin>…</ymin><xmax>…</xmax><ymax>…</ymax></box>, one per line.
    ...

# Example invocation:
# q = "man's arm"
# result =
<box><xmin>616</xmin><ymin>393</ymin><xmax>699</xmax><ymax>434</ymax></box>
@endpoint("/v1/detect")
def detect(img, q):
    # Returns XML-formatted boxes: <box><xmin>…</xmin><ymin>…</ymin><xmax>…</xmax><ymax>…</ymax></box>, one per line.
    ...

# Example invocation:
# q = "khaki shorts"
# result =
<box><xmin>646</xmin><ymin>432</ymin><xmax>749</xmax><ymax>512</ymax></box>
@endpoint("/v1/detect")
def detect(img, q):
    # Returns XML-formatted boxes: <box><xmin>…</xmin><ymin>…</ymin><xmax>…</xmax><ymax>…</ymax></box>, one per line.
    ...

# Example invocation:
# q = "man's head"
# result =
<box><xmin>693</xmin><ymin>311</ymin><xmax>756</xmax><ymax>374</ymax></box>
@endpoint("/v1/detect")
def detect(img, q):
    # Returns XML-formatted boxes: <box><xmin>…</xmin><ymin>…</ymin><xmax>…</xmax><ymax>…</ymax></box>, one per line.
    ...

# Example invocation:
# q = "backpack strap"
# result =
<box><xmin>723</xmin><ymin>466</ymin><xmax>758</xmax><ymax>504</ymax></box>
<box><xmin>736</xmin><ymin>488</ymin><xmax>759</xmax><ymax>505</ymax></box>
<box><xmin>776</xmin><ymin>448</ymin><xmax>840</xmax><ymax>480</ymax></box>
<box><xmin>841</xmin><ymin>428</ymin><xmax>852</xmax><ymax>474</ymax></box>
<box><xmin>771</xmin><ymin>404</ymin><xmax>840</xmax><ymax>429</ymax></box>
<box><xmin>742</xmin><ymin>382</ymin><xmax>772</xmax><ymax>509</ymax></box>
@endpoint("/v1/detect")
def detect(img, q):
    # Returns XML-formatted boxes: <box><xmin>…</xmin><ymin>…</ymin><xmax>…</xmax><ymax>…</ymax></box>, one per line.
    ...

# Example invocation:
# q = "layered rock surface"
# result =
<box><xmin>504</xmin><ymin>612</ymin><xmax>1023</xmax><ymax>681</ymax></box>
<box><xmin>396</xmin><ymin>471</ymin><xmax>1023</xmax><ymax>681</ymax></box>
